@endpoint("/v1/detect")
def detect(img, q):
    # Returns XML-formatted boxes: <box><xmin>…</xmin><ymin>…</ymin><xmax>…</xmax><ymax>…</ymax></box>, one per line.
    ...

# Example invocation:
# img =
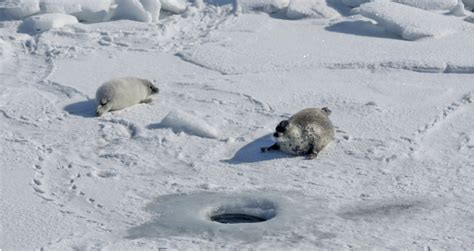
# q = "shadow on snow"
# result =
<box><xmin>224</xmin><ymin>134</ymin><xmax>288</xmax><ymax>164</ymax></box>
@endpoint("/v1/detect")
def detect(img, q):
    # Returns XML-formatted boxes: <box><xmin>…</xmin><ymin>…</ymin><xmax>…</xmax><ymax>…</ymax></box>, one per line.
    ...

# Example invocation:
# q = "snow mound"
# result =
<box><xmin>360</xmin><ymin>2</ymin><xmax>473</xmax><ymax>40</ymax></box>
<box><xmin>161</xmin><ymin>0</ymin><xmax>187</xmax><ymax>13</ymax></box>
<box><xmin>393</xmin><ymin>0</ymin><xmax>458</xmax><ymax>10</ymax></box>
<box><xmin>158</xmin><ymin>110</ymin><xmax>220</xmax><ymax>139</ymax></box>
<box><xmin>0</xmin><ymin>0</ymin><xmax>40</xmax><ymax>20</ymax></box>
<box><xmin>112</xmin><ymin>0</ymin><xmax>151</xmax><ymax>22</ymax></box>
<box><xmin>19</xmin><ymin>13</ymin><xmax>78</xmax><ymax>34</ymax></box>
<box><xmin>448</xmin><ymin>0</ymin><xmax>467</xmax><ymax>17</ymax></box>
<box><xmin>343</xmin><ymin>0</ymin><xmax>458</xmax><ymax>10</ymax></box>
<box><xmin>286</xmin><ymin>0</ymin><xmax>340</xmax><ymax>19</ymax></box>
<box><xmin>40</xmin><ymin>0</ymin><xmax>114</xmax><ymax>23</ymax></box>
<box><xmin>238</xmin><ymin>0</ymin><xmax>290</xmax><ymax>14</ymax></box>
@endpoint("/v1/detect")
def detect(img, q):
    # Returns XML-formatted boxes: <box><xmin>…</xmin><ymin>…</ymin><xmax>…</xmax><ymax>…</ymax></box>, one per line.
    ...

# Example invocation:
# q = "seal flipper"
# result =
<box><xmin>306</xmin><ymin>144</ymin><xmax>318</xmax><ymax>159</ymax></box>
<box><xmin>261</xmin><ymin>143</ymin><xmax>280</xmax><ymax>153</ymax></box>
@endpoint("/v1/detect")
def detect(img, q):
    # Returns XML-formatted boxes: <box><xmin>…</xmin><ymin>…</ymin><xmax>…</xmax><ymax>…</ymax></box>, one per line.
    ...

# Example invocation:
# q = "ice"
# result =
<box><xmin>286</xmin><ymin>0</ymin><xmax>340</xmax><ymax>19</ymax></box>
<box><xmin>238</xmin><ymin>0</ymin><xmax>290</xmax><ymax>13</ymax></box>
<box><xmin>360</xmin><ymin>1</ymin><xmax>473</xmax><ymax>40</ymax></box>
<box><xmin>40</xmin><ymin>0</ymin><xmax>114</xmax><ymax>23</ymax></box>
<box><xmin>393</xmin><ymin>0</ymin><xmax>458</xmax><ymax>10</ymax></box>
<box><xmin>342</xmin><ymin>0</ymin><xmax>369</xmax><ymax>8</ymax></box>
<box><xmin>112</xmin><ymin>0</ymin><xmax>151</xmax><ymax>22</ymax></box>
<box><xmin>160</xmin><ymin>0</ymin><xmax>187</xmax><ymax>13</ymax></box>
<box><xmin>463</xmin><ymin>0</ymin><xmax>474</xmax><ymax>9</ymax></box>
<box><xmin>343</xmin><ymin>0</ymin><xmax>459</xmax><ymax>10</ymax></box>
<box><xmin>0</xmin><ymin>0</ymin><xmax>40</xmax><ymax>20</ymax></box>
<box><xmin>139</xmin><ymin>0</ymin><xmax>161</xmax><ymax>21</ymax></box>
<box><xmin>158</xmin><ymin>110</ymin><xmax>220</xmax><ymax>139</ymax></box>
<box><xmin>448</xmin><ymin>0</ymin><xmax>467</xmax><ymax>17</ymax></box>
<box><xmin>18</xmin><ymin>13</ymin><xmax>78</xmax><ymax>34</ymax></box>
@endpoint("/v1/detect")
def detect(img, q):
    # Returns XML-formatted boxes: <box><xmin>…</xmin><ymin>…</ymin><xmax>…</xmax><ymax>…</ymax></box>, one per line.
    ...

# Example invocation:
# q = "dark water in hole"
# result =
<box><xmin>210</xmin><ymin>214</ymin><xmax>267</xmax><ymax>224</ymax></box>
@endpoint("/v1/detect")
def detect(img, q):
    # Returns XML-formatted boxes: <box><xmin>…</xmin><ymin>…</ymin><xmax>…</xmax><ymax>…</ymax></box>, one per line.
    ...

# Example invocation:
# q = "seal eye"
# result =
<box><xmin>276</xmin><ymin>120</ymin><xmax>289</xmax><ymax>133</ymax></box>
<box><xmin>149</xmin><ymin>84</ymin><xmax>159</xmax><ymax>94</ymax></box>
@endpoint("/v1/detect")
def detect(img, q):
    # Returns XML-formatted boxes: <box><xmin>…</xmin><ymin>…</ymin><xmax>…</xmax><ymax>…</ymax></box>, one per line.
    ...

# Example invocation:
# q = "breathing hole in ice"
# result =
<box><xmin>209</xmin><ymin>199</ymin><xmax>277</xmax><ymax>224</ymax></box>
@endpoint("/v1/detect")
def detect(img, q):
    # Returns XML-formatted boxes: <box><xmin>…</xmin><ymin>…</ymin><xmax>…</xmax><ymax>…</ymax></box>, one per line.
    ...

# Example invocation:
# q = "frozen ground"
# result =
<box><xmin>1</xmin><ymin>1</ymin><xmax>474</xmax><ymax>250</ymax></box>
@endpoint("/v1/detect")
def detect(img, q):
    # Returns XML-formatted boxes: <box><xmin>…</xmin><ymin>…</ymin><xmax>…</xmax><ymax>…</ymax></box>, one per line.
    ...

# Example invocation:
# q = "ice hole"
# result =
<box><xmin>209</xmin><ymin>199</ymin><xmax>277</xmax><ymax>224</ymax></box>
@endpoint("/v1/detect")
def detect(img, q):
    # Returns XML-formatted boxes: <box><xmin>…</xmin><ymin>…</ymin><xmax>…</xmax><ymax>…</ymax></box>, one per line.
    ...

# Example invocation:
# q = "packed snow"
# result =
<box><xmin>360</xmin><ymin>1</ymin><xmax>474</xmax><ymax>40</ymax></box>
<box><xmin>155</xmin><ymin>110</ymin><xmax>220</xmax><ymax>139</ymax></box>
<box><xmin>1</xmin><ymin>0</ymin><xmax>474</xmax><ymax>249</ymax></box>
<box><xmin>286</xmin><ymin>0</ymin><xmax>340</xmax><ymax>19</ymax></box>
<box><xmin>343</xmin><ymin>0</ymin><xmax>459</xmax><ymax>10</ymax></box>
<box><xmin>19</xmin><ymin>13</ymin><xmax>79</xmax><ymax>34</ymax></box>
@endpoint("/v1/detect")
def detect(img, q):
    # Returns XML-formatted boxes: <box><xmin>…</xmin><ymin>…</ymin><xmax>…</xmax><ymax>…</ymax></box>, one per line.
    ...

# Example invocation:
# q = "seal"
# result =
<box><xmin>261</xmin><ymin>107</ymin><xmax>335</xmax><ymax>159</ymax></box>
<box><xmin>95</xmin><ymin>77</ymin><xmax>159</xmax><ymax>116</ymax></box>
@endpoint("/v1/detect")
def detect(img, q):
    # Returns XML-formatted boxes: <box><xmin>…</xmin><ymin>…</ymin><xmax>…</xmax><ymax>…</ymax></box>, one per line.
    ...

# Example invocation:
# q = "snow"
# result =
<box><xmin>39</xmin><ymin>0</ymin><xmax>114</xmax><ymax>23</ymax></box>
<box><xmin>1</xmin><ymin>0</ymin><xmax>474</xmax><ymax>250</ymax></box>
<box><xmin>359</xmin><ymin>1</ymin><xmax>474</xmax><ymax>40</ymax></box>
<box><xmin>238</xmin><ymin>0</ymin><xmax>290</xmax><ymax>13</ymax></box>
<box><xmin>112</xmin><ymin>0</ymin><xmax>153</xmax><ymax>22</ymax></box>
<box><xmin>156</xmin><ymin>110</ymin><xmax>220</xmax><ymax>139</ymax></box>
<box><xmin>0</xmin><ymin>0</ymin><xmax>40</xmax><ymax>20</ymax></box>
<box><xmin>286</xmin><ymin>0</ymin><xmax>340</xmax><ymax>19</ymax></box>
<box><xmin>343</xmin><ymin>0</ymin><xmax>459</xmax><ymax>10</ymax></box>
<box><xmin>18</xmin><ymin>13</ymin><xmax>78</xmax><ymax>34</ymax></box>
<box><xmin>160</xmin><ymin>0</ymin><xmax>188</xmax><ymax>13</ymax></box>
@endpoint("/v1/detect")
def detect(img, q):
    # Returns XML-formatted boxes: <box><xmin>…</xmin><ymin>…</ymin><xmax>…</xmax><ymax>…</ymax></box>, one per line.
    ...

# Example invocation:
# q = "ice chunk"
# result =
<box><xmin>448</xmin><ymin>1</ymin><xmax>467</xmax><ymax>17</ymax></box>
<box><xmin>140</xmin><ymin>0</ymin><xmax>161</xmax><ymax>21</ymax></box>
<box><xmin>393</xmin><ymin>0</ymin><xmax>457</xmax><ymax>10</ymax></box>
<box><xmin>160</xmin><ymin>0</ymin><xmax>187</xmax><ymax>13</ymax></box>
<box><xmin>238</xmin><ymin>0</ymin><xmax>290</xmax><ymax>13</ymax></box>
<box><xmin>286</xmin><ymin>0</ymin><xmax>340</xmax><ymax>19</ymax></box>
<box><xmin>0</xmin><ymin>0</ymin><xmax>40</xmax><ymax>20</ymax></box>
<box><xmin>39</xmin><ymin>0</ymin><xmax>114</xmax><ymax>23</ymax></box>
<box><xmin>342</xmin><ymin>0</ymin><xmax>369</xmax><ymax>8</ymax></box>
<box><xmin>19</xmin><ymin>13</ymin><xmax>78</xmax><ymax>34</ymax></box>
<box><xmin>158</xmin><ymin>110</ymin><xmax>220</xmax><ymax>139</ymax></box>
<box><xmin>360</xmin><ymin>1</ymin><xmax>473</xmax><ymax>40</ymax></box>
<box><xmin>112</xmin><ymin>0</ymin><xmax>152</xmax><ymax>22</ymax></box>
<box><xmin>343</xmin><ymin>0</ymin><xmax>458</xmax><ymax>10</ymax></box>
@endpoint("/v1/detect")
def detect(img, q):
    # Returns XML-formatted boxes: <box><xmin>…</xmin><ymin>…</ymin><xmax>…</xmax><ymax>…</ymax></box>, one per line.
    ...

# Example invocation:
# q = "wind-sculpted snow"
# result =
<box><xmin>19</xmin><ymin>13</ymin><xmax>78</xmax><ymax>34</ymax></box>
<box><xmin>360</xmin><ymin>1</ymin><xmax>474</xmax><ymax>40</ymax></box>
<box><xmin>153</xmin><ymin>109</ymin><xmax>220</xmax><ymax>139</ymax></box>
<box><xmin>343</xmin><ymin>0</ymin><xmax>458</xmax><ymax>10</ymax></box>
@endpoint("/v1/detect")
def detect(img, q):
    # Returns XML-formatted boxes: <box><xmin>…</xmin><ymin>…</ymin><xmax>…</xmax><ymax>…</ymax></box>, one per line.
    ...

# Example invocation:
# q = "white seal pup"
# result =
<box><xmin>96</xmin><ymin>77</ymin><xmax>159</xmax><ymax>116</ymax></box>
<box><xmin>261</xmin><ymin>107</ymin><xmax>335</xmax><ymax>159</ymax></box>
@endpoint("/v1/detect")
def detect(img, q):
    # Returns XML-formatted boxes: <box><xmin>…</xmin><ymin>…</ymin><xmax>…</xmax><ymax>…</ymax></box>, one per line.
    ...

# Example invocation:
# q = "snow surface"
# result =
<box><xmin>19</xmin><ymin>13</ymin><xmax>79</xmax><ymax>34</ymax></box>
<box><xmin>360</xmin><ymin>1</ymin><xmax>474</xmax><ymax>40</ymax></box>
<box><xmin>343</xmin><ymin>0</ymin><xmax>459</xmax><ymax>10</ymax></box>
<box><xmin>238</xmin><ymin>0</ymin><xmax>290</xmax><ymax>13</ymax></box>
<box><xmin>0</xmin><ymin>0</ymin><xmax>40</xmax><ymax>20</ymax></box>
<box><xmin>155</xmin><ymin>110</ymin><xmax>220</xmax><ymax>138</ymax></box>
<box><xmin>1</xmin><ymin>0</ymin><xmax>474</xmax><ymax>250</ymax></box>
<box><xmin>161</xmin><ymin>0</ymin><xmax>187</xmax><ymax>13</ymax></box>
<box><xmin>39</xmin><ymin>0</ymin><xmax>114</xmax><ymax>23</ymax></box>
<box><xmin>286</xmin><ymin>0</ymin><xmax>340</xmax><ymax>19</ymax></box>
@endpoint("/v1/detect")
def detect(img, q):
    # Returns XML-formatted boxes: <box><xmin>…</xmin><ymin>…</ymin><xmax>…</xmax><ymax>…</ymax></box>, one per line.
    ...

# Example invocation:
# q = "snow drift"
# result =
<box><xmin>343</xmin><ymin>0</ymin><xmax>458</xmax><ymax>10</ymax></box>
<box><xmin>286</xmin><ymin>0</ymin><xmax>340</xmax><ymax>19</ymax></box>
<box><xmin>156</xmin><ymin>110</ymin><xmax>220</xmax><ymax>139</ymax></box>
<box><xmin>360</xmin><ymin>1</ymin><xmax>474</xmax><ymax>40</ymax></box>
<box><xmin>18</xmin><ymin>13</ymin><xmax>78</xmax><ymax>34</ymax></box>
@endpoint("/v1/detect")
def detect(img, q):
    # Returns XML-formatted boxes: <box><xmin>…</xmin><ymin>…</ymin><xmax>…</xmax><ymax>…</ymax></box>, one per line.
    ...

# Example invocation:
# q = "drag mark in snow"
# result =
<box><xmin>409</xmin><ymin>91</ymin><xmax>473</xmax><ymax>156</ymax></box>
<box><xmin>325</xmin><ymin>62</ymin><xmax>474</xmax><ymax>74</ymax></box>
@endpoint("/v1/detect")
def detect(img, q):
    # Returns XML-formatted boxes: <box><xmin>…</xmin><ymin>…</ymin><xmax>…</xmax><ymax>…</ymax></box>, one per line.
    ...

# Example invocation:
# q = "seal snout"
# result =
<box><xmin>150</xmin><ymin>84</ymin><xmax>159</xmax><ymax>94</ymax></box>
